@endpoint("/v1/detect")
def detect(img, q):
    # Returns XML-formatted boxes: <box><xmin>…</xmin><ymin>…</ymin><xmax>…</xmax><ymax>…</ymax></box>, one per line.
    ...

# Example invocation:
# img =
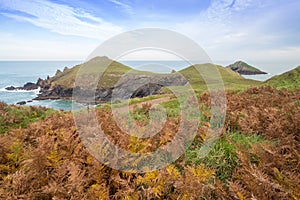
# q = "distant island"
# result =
<box><xmin>226</xmin><ymin>61</ymin><xmax>267</xmax><ymax>75</ymax></box>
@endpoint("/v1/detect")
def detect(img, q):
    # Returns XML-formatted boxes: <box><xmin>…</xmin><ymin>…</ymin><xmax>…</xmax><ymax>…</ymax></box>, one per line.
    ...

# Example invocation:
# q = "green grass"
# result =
<box><xmin>179</xmin><ymin>64</ymin><xmax>261</xmax><ymax>91</ymax></box>
<box><xmin>160</xmin><ymin>99</ymin><xmax>180</xmax><ymax>117</ymax></box>
<box><xmin>52</xmin><ymin>56</ymin><xmax>152</xmax><ymax>89</ymax></box>
<box><xmin>130</xmin><ymin>107</ymin><xmax>150</xmax><ymax>124</ymax></box>
<box><xmin>185</xmin><ymin>132</ymin><xmax>267</xmax><ymax>181</ymax></box>
<box><xmin>110</xmin><ymin>94</ymin><xmax>170</xmax><ymax>109</ymax></box>
<box><xmin>264</xmin><ymin>66</ymin><xmax>300</xmax><ymax>90</ymax></box>
<box><xmin>0</xmin><ymin>103</ymin><xmax>57</xmax><ymax>134</ymax></box>
<box><xmin>129</xmin><ymin>94</ymin><xmax>169</xmax><ymax>105</ymax></box>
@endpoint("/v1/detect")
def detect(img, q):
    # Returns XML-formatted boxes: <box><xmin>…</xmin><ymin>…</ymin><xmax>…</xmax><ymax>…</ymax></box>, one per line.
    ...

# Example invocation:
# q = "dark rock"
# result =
<box><xmin>16</xmin><ymin>101</ymin><xmax>26</xmax><ymax>105</ymax></box>
<box><xmin>23</xmin><ymin>82</ymin><xmax>38</xmax><ymax>90</ymax></box>
<box><xmin>37</xmin><ymin>78</ymin><xmax>51</xmax><ymax>89</ymax></box>
<box><xmin>235</xmin><ymin>70</ymin><xmax>267</xmax><ymax>75</ymax></box>
<box><xmin>55</xmin><ymin>69</ymin><xmax>62</xmax><ymax>76</ymax></box>
<box><xmin>131</xmin><ymin>83</ymin><xmax>162</xmax><ymax>98</ymax></box>
<box><xmin>5</xmin><ymin>86</ymin><xmax>16</xmax><ymax>90</ymax></box>
<box><xmin>27</xmin><ymin>100</ymin><xmax>33</xmax><ymax>103</ymax></box>
<box><xmin>111</xmin><ymin>73</ymin><xmax>187</xmax><ymax>100</ymax></box>
<box><xmin>5</xmin><ymin>82</ymin><xmax>37</xmax><ymax>91</ymax></box>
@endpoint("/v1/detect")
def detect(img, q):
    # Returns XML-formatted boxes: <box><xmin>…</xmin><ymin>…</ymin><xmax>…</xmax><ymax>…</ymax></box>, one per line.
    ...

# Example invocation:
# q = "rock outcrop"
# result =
<box><xmin>5</xmin><ymin>82</ymin><xmax>38</xmax><ymax>91</ymax></box>
<box><xmin>16</xmin><ymin>101</ymin><xmax>26</xmax><ymax>105</ymax></box>
<box><xmin>34</xmin><ymin>73</ymin><xmax>188</xmax><ymax>104</ymax></box>
<box><xmin>30</xmin><ymin>56</ymin><xmax>189</xmax><ymax>104</ymax></box>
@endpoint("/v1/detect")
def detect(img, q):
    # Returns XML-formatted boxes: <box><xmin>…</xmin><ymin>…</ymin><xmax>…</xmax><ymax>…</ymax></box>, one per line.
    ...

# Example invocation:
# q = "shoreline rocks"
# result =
<box><xmin>16</xmin><ymin>101</ymin><xmax>26</xmax><ymax>105</ymax></box>
<box><xmin>5</xmin><ymin>82</ymin><xmax>38</xmax><ymax>91</ymax></box>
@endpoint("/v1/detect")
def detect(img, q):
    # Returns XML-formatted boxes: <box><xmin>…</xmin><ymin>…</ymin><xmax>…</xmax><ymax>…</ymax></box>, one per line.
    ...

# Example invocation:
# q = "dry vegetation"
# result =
<box><xmin>0</xmin><ymin>86</ymin><xmax>299</xmax><ymax>199</ymax></box>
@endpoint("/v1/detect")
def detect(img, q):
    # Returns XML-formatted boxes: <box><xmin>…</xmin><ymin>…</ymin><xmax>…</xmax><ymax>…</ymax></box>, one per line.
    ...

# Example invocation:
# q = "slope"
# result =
<box><xmin>264</xmin><ymin>66</ymin><xmax>300</xmax><ymax>89</ymax></box>
<box><xmin>179</xmin><ymin>64</ymin><xmax>261</xmax><ymax>91</ymax></box>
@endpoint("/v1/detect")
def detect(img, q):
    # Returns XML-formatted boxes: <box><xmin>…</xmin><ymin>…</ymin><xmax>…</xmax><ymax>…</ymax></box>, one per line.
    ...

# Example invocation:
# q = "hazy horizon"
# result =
<box><xmin>0</xmin><ymin>59</ymin><xmax>297</xmax><ymax>76</ymax></box>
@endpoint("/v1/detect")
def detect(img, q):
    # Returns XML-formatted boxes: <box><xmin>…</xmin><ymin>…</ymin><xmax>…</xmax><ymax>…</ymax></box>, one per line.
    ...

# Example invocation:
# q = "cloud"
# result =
<box><xmin>0</xmin><ymin>0</ymin><xmax>124</xmax><ymax>40</ymax></box>
<box><xmin>0</xmin><ymin>32</ymin><xmax>97</xmax><ymax>60</ymax></box>
<box><xmin>108</xmin><ymin>0</ymin><xmax>134</xmax><ymax>15</ymax></box>
<box><xmin>175</xmin><ymin>0</ymin><xmax>300</xmax><ymax>66</ymax></box>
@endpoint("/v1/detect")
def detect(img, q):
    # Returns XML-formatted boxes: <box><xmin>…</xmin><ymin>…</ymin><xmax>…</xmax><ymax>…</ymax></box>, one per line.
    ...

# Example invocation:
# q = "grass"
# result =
<box><xmin>52</xmin><ymin>56</ymin><xmax>152</xmax><ymax>89</ymax></box>
<box><xmin>0</xmin><ymin>102</ymin><xmax>57</xmax><ymax>134</ymax></box>
<box><xmin>160</xmin><ymin>99</ymin><xmax>180</xmax><ymax>117</ymax></box>
<box><xmin>179</xmin><ymin>64</ymin><xmax>261</xmax><ymax>91</ymax></box>
<box><xmin>129</xmin><ymin>94</ymin><xmax>169</xmax><ymax>105</ymax></box>
<box><xmin>130</xmin><ymin>106</ymin><xmax>150</xmax><ymax>124</ymax></box>
<box><xmin>109</xmin><ymin>94</ymin><xmax>170</xmax><ymax>109</ymax></box>
<box><xmin>264</xmin><ymin>66</ymin><xmax>300</xmax><ymax>90</ymax></box>
<box><xmin>185</xmin><ymin>132</ymin><xmax>267</xmax><ymax>181</ymax></box>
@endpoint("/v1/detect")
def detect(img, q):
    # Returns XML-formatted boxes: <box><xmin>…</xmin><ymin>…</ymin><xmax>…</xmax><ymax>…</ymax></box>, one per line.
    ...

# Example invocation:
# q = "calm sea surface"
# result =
<box><xmin>0</xmin><ymin>61</ymin><xmax>82</xmax><ymax>110</ymax></box>
<box><xmin>0</xmin><ymin>60</ymin><xmax>274</xmax><ymax>110</ymax></box>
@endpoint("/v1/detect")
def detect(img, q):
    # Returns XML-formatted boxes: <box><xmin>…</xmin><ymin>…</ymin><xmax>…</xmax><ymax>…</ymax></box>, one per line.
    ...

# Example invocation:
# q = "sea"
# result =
<box><xmin>0</xmin><ymin>61</ymin><xmax>274</xmax><ymax>111</ymax></box>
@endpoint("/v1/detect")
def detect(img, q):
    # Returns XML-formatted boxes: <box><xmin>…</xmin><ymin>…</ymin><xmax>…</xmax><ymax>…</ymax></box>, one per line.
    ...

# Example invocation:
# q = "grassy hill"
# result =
<box><xmin>264</xmin><ymin>66</ymin><xmax>300</xmax><ymax>89</ymax></box>
<box><xmin>50</xmin><ymin>56</ymin><xmax>144</xmax><ymax>89</ymax></box>
<box><xmin>179</xmin><ymin>64</ymin><xmax>261</xmax><ymax>91</ymax></box>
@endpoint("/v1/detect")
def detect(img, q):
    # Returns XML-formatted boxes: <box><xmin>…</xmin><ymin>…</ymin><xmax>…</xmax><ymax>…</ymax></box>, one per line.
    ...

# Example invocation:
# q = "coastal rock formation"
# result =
<box><xmin>5</xmin><ymin>82</ymin><xmax>38</xmax><ymax>91</ymax></box>
<box><xmin>31</xmin><ymin>57</ymin><xmax>188</xmax><ymax>103</ymax></box>
<box><xmin>111</xmin><ymin>73</ymin><xmax>187</xmax><ymax>100</ymax></box>
<box><xmin>226</xmin><ymin>61</ymin><xmax>267</xmax><ymax>75</ymax></box>
<box><xmin>34</xmin><ymin>73</ymin><xmax>187</xmax><ymax>103</ymax></box>
<box><xmin>5</xmin><ymin>86</ymin><xmax>16</xmax><ymax>90</ymax></box>
<box><xmin>16</xmin><ymin>101</ymin><xmax>26</xmax><ymax>105</ymax></box>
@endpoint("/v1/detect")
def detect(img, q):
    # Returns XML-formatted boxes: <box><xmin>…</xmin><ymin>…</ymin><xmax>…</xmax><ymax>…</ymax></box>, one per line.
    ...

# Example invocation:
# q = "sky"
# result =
<box><xmin>0</xmin><ymin>0</ymin><xmax>299</xmax><ymax>73</ymax></box>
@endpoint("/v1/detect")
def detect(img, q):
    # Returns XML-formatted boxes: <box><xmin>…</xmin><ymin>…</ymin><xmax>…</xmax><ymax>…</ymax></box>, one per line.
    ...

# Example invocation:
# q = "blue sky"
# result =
<box><xmin>0</xmin><ymin>0</ymin><xmax>299</xmax><ymax>72</ymax></box>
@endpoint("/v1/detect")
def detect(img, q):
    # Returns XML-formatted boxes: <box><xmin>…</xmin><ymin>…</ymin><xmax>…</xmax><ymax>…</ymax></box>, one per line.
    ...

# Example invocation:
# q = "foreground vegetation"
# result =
<box><xmin>0</xmin><ymin>86</ymin><xmax>299</xmax><ymax>199</ymax></box>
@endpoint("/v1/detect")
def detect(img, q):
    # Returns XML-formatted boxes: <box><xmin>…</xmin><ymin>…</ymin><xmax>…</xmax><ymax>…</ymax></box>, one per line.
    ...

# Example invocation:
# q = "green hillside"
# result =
<box><xmin>179</xmin><ymin>64</ymin><xmax>261</xmax><ymax>91</ymax></box>
<box><xmin>50</xmin><ymin>56</ymin><xmax>147</xmax><ymax>88</ymax></box>
<box><xmin>264</xmin><ymin>66</ymin><xmax>300</xmax><ymax>89</ymax></box>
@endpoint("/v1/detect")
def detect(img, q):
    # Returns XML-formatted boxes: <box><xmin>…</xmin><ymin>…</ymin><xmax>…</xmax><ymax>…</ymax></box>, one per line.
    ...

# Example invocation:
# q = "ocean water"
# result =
<box><xmin>242</xmin><ymin>74</ymin><xmax>274</xmax><ymax>81</ymax></box>
<box><xmin>0</xmin><ymin>60</ymin><xmax>274</xmax><ymax>110</ymax></box>
<box><xmin>0</xmin><ymin>61</ymin><xmax>82</xmax><ymax>110</ymax></box>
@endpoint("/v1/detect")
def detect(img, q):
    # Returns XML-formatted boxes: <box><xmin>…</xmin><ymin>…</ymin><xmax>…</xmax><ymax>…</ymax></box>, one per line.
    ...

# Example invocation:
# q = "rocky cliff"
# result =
<box><xmin>32</xmin><ymin>57</ymin><xmax>188</xmax><ymax>104</ymax></box>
